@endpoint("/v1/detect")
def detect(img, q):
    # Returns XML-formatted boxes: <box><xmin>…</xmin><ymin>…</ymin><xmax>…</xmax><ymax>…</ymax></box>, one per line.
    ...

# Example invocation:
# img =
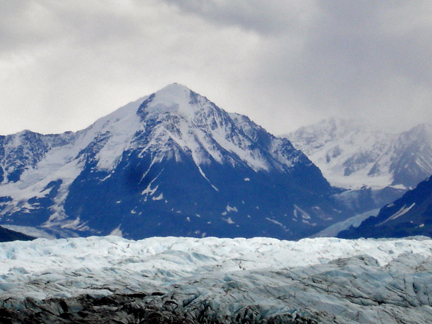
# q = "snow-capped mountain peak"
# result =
<box><xmin>142</xmin><ymin>83</ymin><xmax>199</xmax><ymax>116</ymax></box>
<box><xmin>287</xmin><ymin>118</ymin><xmax>381</xmax><ymax>155</ymax></box>
<box><xmin>63</xmin><ymin>83</ymin><xmax>270</xmax><ymax>173</ymax></box>
<box><xmin>134</xmin><ymin>84</ymin><xmax>269</xmax><ymax>171</ymax></box>
<box><xmin>0</xmin><ymin>85</ymin><xmax>336</xmax><ymax>240</ymax></box>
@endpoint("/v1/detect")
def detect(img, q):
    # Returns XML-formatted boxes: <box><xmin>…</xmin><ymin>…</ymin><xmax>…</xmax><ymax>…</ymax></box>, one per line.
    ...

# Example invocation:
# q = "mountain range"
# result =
<box><xmin>285</xmin><ymin>118</ymin><xmax>432</xmax><ymax>215</ymax></box>
<box><xmin>1</xmin><ymin>85</ymin><xmax>431</xmax><ymax>241</ymax></box>
<box><xmin>2</xmin><ymin>85</ymin><xmax>432</xmax><ymax>323</ymax></box>
<box><xmin>286</xmin><ymin>118</ymin><xmax>432</xmax><ymax>190</ymax></box>
<box><xmin>0</xmin><ymin>84</ymin><xmax>347</xmax><ymax>240</ymax></box>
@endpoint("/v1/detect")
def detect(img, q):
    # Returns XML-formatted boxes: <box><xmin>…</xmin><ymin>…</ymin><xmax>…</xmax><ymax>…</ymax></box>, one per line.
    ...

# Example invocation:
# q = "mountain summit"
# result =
<box><xmin>0</xmin><ymin>84</ymin><xmax>342</xmax><ymax>239</ymax></box>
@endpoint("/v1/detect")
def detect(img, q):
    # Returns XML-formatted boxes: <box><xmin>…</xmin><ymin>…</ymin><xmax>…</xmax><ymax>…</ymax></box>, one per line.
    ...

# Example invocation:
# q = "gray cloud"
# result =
<box><xmin>162</xmin><ymin>0</ymin><xmax>318</xmax><ymax>36</ymax></box>
<box><xmin>0</xmin><ymin>1</ymin><xmax>431</xmax><ymax>135</ymax></box>
<box><xmin>295</xmin><ymin>1</ymin><xmax>432</xmax><ymax>131</ymax></box>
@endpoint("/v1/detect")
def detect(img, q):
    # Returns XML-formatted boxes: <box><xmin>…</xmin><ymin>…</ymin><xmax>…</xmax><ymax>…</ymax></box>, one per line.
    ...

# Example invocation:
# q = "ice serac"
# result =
<box><xmin>339</xmin><ymin>175</ymin><xmax>432</xmax><ymax>238</ymax></box>
<box><xmin>0</xmin><ymin>84</ymin><xmax>342</xmax><ymax>240</ymax></box>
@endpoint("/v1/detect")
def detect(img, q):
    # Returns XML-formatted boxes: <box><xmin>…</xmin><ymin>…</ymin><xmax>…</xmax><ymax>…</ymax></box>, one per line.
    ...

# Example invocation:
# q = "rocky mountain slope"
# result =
<box><xmin>0</xmin><ymin>226</ymin><xmax>34</xmax><ymax>242</ymax></box>
<box><xmin>1</xmin><ymin>236</ymin><xmax>432</xmax><ymax>323</ymax></box>
<box><xmin>0</xmin><ymin>84</ymin><xmax>345</xmax><ymax>240</ymax></box>
<box><xmin>339</xmin><ymin>175</ymin><xmax>432</xmax><ymax>238</ymax></box>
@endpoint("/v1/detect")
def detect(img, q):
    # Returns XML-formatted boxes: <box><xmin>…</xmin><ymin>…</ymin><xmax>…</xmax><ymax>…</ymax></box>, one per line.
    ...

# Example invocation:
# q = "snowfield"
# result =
<box><xmin>1</xmin><ymin>236</ymin><xmax>432</xmax><ymax>323</ymax></box>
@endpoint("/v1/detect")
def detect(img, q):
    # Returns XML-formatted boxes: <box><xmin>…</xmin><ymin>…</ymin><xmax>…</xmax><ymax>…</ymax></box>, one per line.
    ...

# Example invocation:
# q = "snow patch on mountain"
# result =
<box><xmin>378</xmin><ymin>203</ymin><xmax>416</xmax><ymax>225</ymax></box>
<box><xmin>90</xmin><ymin>98</ymin><xmax>146</xmax><ymax>171</ymax></box>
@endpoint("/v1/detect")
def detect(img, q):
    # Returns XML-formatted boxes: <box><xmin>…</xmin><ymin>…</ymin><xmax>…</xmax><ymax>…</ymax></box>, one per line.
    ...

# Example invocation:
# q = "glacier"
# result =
<box><xmin>1</xmin><ymin>236</ymin><xmax>432</xmax><ymax>323</ymax></box>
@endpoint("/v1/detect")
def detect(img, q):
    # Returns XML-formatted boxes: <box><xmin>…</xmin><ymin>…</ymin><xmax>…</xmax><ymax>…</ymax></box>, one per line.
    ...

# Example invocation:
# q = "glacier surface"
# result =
<box><xmin>1</xmin><ymin>236</ymin><xmax>432</xmax><ymax>323</ymax></box>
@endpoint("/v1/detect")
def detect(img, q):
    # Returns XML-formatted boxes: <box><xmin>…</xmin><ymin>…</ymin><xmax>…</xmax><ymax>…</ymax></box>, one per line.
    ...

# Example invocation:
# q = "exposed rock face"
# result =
<box><xmin>0</xmin><ymin>225</ymin><xmax>34</xmax><ymax>242</ymax></box>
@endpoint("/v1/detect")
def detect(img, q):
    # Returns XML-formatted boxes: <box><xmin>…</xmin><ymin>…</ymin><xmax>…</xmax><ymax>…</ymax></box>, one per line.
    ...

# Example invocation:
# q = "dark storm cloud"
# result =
<box><xmin>0</xmin><ymin>1</ymin><xmax>431</xmax><ymax>135</ymax></box>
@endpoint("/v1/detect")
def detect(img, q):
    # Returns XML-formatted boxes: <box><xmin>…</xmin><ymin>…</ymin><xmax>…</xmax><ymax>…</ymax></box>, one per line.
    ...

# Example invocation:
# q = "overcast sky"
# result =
<box><xmin>1</xmin><ymin>0</ymin><xmax>432</xmax><ymax>136</ymax></box>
